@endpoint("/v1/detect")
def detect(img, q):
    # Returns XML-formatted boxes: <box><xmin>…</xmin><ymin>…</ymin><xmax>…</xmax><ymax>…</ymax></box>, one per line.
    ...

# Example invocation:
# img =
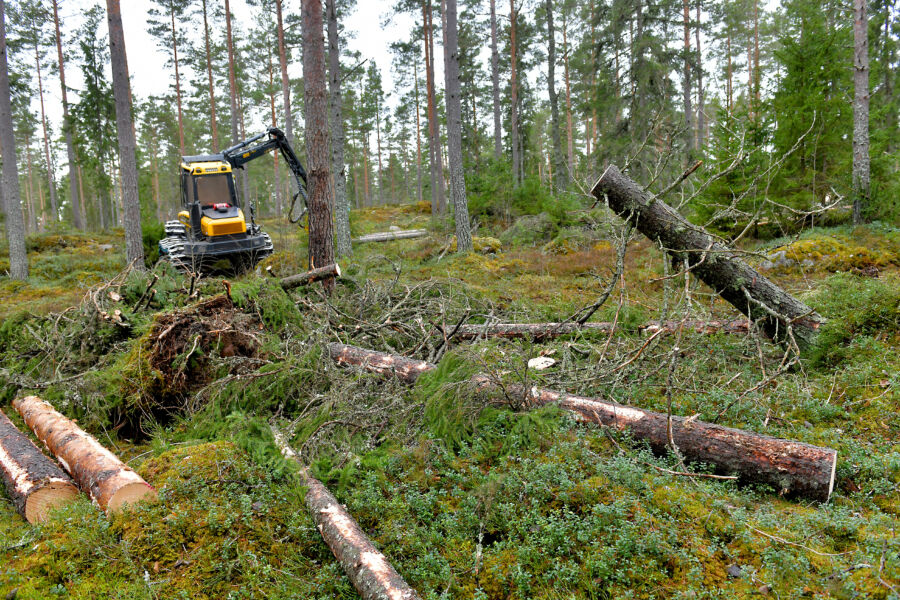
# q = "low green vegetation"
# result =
<box><xmin>2</xmin><ymin>209</ymin><xmax>900</xmax><ymax>598</ymax></box>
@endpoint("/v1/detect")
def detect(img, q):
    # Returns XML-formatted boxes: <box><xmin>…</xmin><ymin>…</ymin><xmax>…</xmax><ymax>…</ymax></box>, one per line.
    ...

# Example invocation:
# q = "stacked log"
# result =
<box><xmin>280</xmin><ymin>263</ymin><xmax>341</xmax><ymax>290</ymax></box>
<box><xmin>326</xmin><ymin>343</ymin><xmax>838</xmax><ymax>501</ymax></box>
<box><xmin>13</xmin><ymin>396</ymin><xmax>157</xmax><ymax>513</ymax></box>
<box><xmin>272</xmin><ymin>428</ymin><xmax>422</xmax><ymax>600</ymax></box>
<box><xmin>353</xmin><ymin>229</ymin><xmax>428</xmax><ymax>243</ymax></box>
<box><xmin>0</xmin><ymin>409</ymin><xmax>79</xmax><ymax>523</ymax></box>
<box><xmin>591</xmin><ymin>165</ymin><xmax>824</xmax><ymax>349</ymax></box>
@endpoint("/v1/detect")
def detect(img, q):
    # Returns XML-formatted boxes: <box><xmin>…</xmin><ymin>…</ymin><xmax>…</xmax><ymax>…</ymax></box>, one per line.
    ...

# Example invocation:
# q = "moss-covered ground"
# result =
<box><xmin>1</xmin><ymin>206</ymin><xmax>900</xmax><ymax>599</ymax></box>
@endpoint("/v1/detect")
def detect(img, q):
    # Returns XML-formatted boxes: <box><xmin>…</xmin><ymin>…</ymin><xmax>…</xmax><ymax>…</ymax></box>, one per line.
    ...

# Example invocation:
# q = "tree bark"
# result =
<box><xmin>509</xmin><ymin>0</ymin><xmax>520</xmax><ymax>185</ymax></box>
<box><xmin>170</xmin><ymin>7</ymin><xmax>185</xmax><ymax>156</ymax></box>
<box><xmin>562</xmin><ymin>14</ymin><xmax>574</xmax><ymax>176</ymax></box>
<box><xmin>106</xmin><ymin>0</ymin><xmax>145</xmax><ymax>270</ymax></box>
<box><xmin>592</xmin><ymin>166</ymin><xmax>823</xmax><ymax>349</ymax></box>
<box><xmin>414</xmin><ymin>59</ymin><xmax>423</xmax><ymax>204</ymax></box>
<box><xmin>13</xmin><ymin>396</ymin><xmax>157</xmax><ymax>513</ymax></box>
<box><xmin>225</xmin><ymin>0</ymin><xmax>242</xmax><ymax>196</ymax></box>
<box><xmin>327</xmin><ymin>0</ymin><xmax>352</xmax><ymax>257</ymax></box>
<box><xmin>272</xmin><ymin>428</ymin><xmax>422</xmax><ymax>600</ymax></box>
<box><xmin>201</xmin><ymin>0</ymin><xmax>219</xmax><ymax>152</ymax></box>
<box><xmin>546</xmin><ymin>0</ymin><xmax>566</xmax><ymax>191</ymax></box>
<box><xmin>353</xmin><ymin>229</ymin><xmax>428</xmax><ymax>243</ymax></box>
<box><xmin>0</xmin><ymin>409</ymin><xmax>78</xmax><ymax>524</ymax></box>
<box><xmin>681</xmin><ymin>0</ymin><xmax>694</xmax><ymax>156</ymax></box>
<box><xmin>0</xmin><ymin>0</ymin><xmax>27</xmax><ymax>279</ymax></box>
<box><xmin>52</xmin><ymin>0</ymin><xmax>82</xmax><ymax>229</ymax></box>
<box><xmin>280</xmin><ymin>262</ymin><xmax>341</xmax><ymax>290</ymax></box>
<box><xmin>34</xmin><ymin>29</ymin><xmax>59</xmax><ymax>222</ymax></box>
<box><xmin>442</xmin><ymin>0</ymin><xmax>472</xmax><ymax>252</ymax></box>
<box><xmin>276</xmin><ymin>0</ymin><xmax>294</xmax><ymax>147</ymax></box>
<box><xmin>852</xmin><ymin>0</ymin><xmax>870</xmax><ymax>224</ymax></box>
<box><xmin>423</xmin><ymin>0</ymin><xmax>446</xmax><ymax>215</ymax></box>
<box><xmin>268</xmin><ymin>45</ymin><xmax>283</xmax><ymax>216</ymax></box>
<box><xmin>302</xmin><ymin>0</ymin><xmax>335</xmax><ymax>290</ymax></box>
<box><xmin>694</xmin><ymin>0</ymin><xmax>704</xmax><ymax>148</ymax></box>
<box><xmin>327</xmin><ymin>343</ymin><xmax>838</xmax><ymax>501</ymax></box>
<box><xmin>490</xmin><ymin>0</ymin><xmax>502</xmax><ymax>159</ymax></box>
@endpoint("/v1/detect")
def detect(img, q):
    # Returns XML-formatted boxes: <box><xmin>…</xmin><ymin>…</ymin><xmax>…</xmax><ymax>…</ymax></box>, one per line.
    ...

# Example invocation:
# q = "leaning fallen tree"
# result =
<box><xmin>354</xmin><ymin>229</ymin><xmax>428</xmax><ymax>243</ymax></box>
<box><xmin>327</xmin><ymin>342</ymin><xmax>837</xmax><ymax>501</ymax></box>
<box><xmin>450</xmin><ymin>319</ymin><xmax>749</xmax><ymax>341</ymax></box>
<box><xmin>280</xmin><ymin>263</ymin><xmax>341</xmax><ymax>290</ymax></box>
<box><xmin>272</xmin><ymin>428</ymin><xmax>422</xmax><ymax>600</ymax></box>
<box><xmin>13</xmin><ymin>396</ymin><xmax>157</xmax><ymax>513</ymax></box>
<box><xmin>592</xmin><ymin>166</ymin><xmax>824</xmax><ymax>349</ymax></box>
<box><xmin>0</xmin><ymin>409</ymin><xmax>79</xmax><ymax>523</ymax></box>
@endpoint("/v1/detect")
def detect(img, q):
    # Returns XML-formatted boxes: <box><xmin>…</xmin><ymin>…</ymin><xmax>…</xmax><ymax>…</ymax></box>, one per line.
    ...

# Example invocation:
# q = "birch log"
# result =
<box><xmin>0</xmin><ymin>409</ymin><xmax>79</xmax><ymax>523</ymax></box>
<box><xmin>326</xmin><ymin>343</ymin><xmax>837</xmax><ymax>501</ymax></box>
<box><xmin>272</xmin><ymin>428</ymin><xmax>422</xmax><ymax>600</ymax></box>
<box><xmin>591</xmin><ymin>165</ymin><xmax>824</xmax><ymax>349</ymax></box>
<box><xmin>13</xmin><ymin>396</ymin><xmax>157</xmax><ymax>513</ymax></box>
<box><xmin>353</xmin><ymin>229</ymin><xmax>428</xmax><ymax>243</ymax></box>
<box><xmin>280</xmin><ymin>263</ymin><xmax>341</xmax><ymax>290</ymax></box>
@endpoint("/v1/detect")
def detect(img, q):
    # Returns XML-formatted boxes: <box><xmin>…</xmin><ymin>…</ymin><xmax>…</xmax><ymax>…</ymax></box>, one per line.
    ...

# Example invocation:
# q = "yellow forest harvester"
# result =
<box><xmin>159</xmin><ymin>127</ymin><xmax>308</xmax><ymax>272</ymax></box>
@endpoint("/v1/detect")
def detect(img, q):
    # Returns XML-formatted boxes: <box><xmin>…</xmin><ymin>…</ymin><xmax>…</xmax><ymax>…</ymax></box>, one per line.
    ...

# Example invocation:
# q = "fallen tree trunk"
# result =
<box><xmin>326</xmin><ymin>343</ymin><xmax>837</xmax><ymax>501</ymax></box>
<box><xmin>272</xmin><ymin>428</ymin><xmax>422</xmax><ymax>600</ymax></box>
<box><xmin>280</xmin><ymin>263</ymin><xmax>342</xmax><ymax>290</ymax></box>
<box><xmin>13</xmin><ymin>396</ymin><xmax>157</xmax><ymax>513</ymax></box>
<box><xmin>592</xmin><ymin>165</ymin><xmax>824</xmax><ymax>349</ymax></box>
<box><xmin>0</xmin><ymin>409</ymin><xmax>79</xmax><ymax>523</ymax></box>
<box><xmin>354</xmin><ymin>229</ymin><xmax>428</xmax><ymax>243</ymax></box>
<box><xmin>450</xmin><ymin>319</ymin><xmax>749</xmax><ymax>341</ymax></box>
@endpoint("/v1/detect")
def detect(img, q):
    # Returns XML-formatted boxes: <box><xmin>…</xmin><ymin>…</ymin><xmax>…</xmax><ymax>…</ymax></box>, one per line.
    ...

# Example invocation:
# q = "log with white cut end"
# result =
<box><xmin>0</xmin><ymin>409</ymin><xmax>79</xmax><ymax>523</ymax></box>
<box><xmin>280</xmin><ymin>262</ymin><xmax>342</xmax><ymax>290</ymax></box>
<box><xmin>353</xmin><ymin>229</ymin><xmax>428</xmax><ymax>243</ymax></box>
<box><xmin>592</xmin><ymin>165</ymin><xmax>824</xmax><ymax>349</ymax></box>
<box><xmin>272</xmin><ymin>428</ymin><xmax>422</xmax><ymax>600</ymax></box>
<box><xmin>449</xmin><ymin>319</ymin><xmax>749</xmax><ymax>341</ymax></box>
<box><xmin>326</xmin><ymin>343</ymin><xmax>838</xmax><ymax>501</ymax></box>
<box><xmin>13</xmin><ymin>396</ymin><xmax>157</xmax><ymax>514</ymax></box>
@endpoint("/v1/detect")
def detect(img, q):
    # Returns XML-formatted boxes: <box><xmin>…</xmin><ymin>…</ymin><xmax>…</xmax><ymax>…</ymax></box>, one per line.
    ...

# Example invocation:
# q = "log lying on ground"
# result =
<box><xmin>272</xmin><ymin>428</ymin><xmax>422</xmax><ymax>600</ymax></box>
<box><xmin>353</xmin><ymin>229</ymin><xmax>428</xmax><ymax>243</ymax></box>
<box><xmin>327</xmin><ymin>342</ymin><xmax>837</xmax><ymax>501</ymax></box>
<box><xmin>280</xmin><ymin>263</ymin><xmax>342</xmax><ymax>290</ymax></box>
<box><xmin>592</xmin><ymin>165</ymin><xmax>824</xmax><ymax>349</ymax></box>
<box><xmin>450</xmin><ymin>319</ymin><xmax>749</xmax><ymax>341</ymax></box>
<box><xmin>0</xmin><ymin>409</ymin><xmax>79</xmax><ymax>523</ymax></box>
<box><xmin>13</xmin><ymin>396</ymin><xmax>157</xmax><ymax>513</ymax></box>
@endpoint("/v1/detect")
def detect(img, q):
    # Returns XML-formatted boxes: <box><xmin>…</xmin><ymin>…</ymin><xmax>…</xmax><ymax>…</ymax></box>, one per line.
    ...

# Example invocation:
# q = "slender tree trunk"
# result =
<box><xmin>170</xmin><ymin>9</ymin><xmax>185</xmax><ymax>156</ymax></box>
<box><xmin>34</xmin><ymin>33</ymin><xmax>58</xmax><ymax>222</ymax></box>
<box><xmin>268</xmin><ymin>46</ymin><xmax>283</xmax><ymax>216</ymax></box>
<box><xmin>327</xmin><ymin>0</ymin><xmax>352</xmax><ymax>256</ymax></box>
<box><xmin>414</xmin><ymin>60</ymin><xmax>423</xmax><ymax>203</ymax></box>
<box><xmin>224</xmin><ymin>0</ymin><xmax>243</xmax><ymax>203</ymax></box>
<box><xmin>510</xmin><ymin>0</ymin><xmax>520</xmax><ymax>185</ymax></box>
<box><xmin>562</xmin><ymin>14</ymin><xmax>574</xmax><ymax>176</ymax></box>
<box><xmin>302</xmin><ymin>0</ymin><xmax>335</xmax><ymax>290</ymax></box>
<box><xmin>423</xmin><ymin>0</ymin><xmax>446</xmax><ymax>214</ymax></box>
<box><xmin>753</xmin><ymin>0</ymin><xmax>760</xmax><ymax>105</ymax></box>
<box><xmin>726</xmin><ymin>33</ymin><xmax>733</xmax><ymax>113</ymax></box>
<box><xmin>747</xmin><ymin>30</ymin><xmax>753</xmax><ymax>119</ymax></box>
<box><xmin>201</xmin><ymin>0</ymin><xmax>219</xmax><ymax>152</ymax></box>
<box><xmin>106</xmin><ymin>0</ymin><xmax>144</xmax><ymax>269</ymax></box>
<box><xmin>52</xmin><ymin>0</ymin><xmax>81</xmax><ymax>229</ymax></box>
<box><xmin>0</xmin><ymin>0</ymin><xmax>26</xmax><ymax>279</ymax></box>
<box><xmin>238</xmin><ymin>83</ymin><xmax>251</xmax><ymax>206</ymax></box>
<box><xmin>375</xmin><ymin>97</ymin><xmax>383</xmax><ymax>203</ymax></box>
<box><xmin>545</xmin><ymin>0</ymin><xmax>565</xmax><ymax>191</ymax></box>
<box><xmin>695</xmin><ymin>0</ymin><xmax>704</xmax><ymax>148</ymax></box>
<box><xmin>24</xmin><ymin>142</ymin><xmax>36</xmax><ymax>232</ymax></box>
<box><xmin>276</xmin><ymin>0</ymin><xmax>294</xmax><ymax>148</ymax></box>
<box><xmin>151</xmin><ymin>133</ymin><xmax>161</xmax><ymax>221</ymax></box>
<box><xmin>681</xmin><ymin>0</ymin><xmax>694</xmax><ymax>156</ymax></box>
<box><xmin>490</xmin><ymin>0</ymin><xmax>502</xmax><ymax>159</ymax></box>
<box><xmin>442</xmin><ymin>0</ymin><xmax>471</xmax><ymax>252</ymax></box>
<box><xmin>852</xmin><ymin>0</ymin><xmax>870</xmax><ymax>223</ymax></box>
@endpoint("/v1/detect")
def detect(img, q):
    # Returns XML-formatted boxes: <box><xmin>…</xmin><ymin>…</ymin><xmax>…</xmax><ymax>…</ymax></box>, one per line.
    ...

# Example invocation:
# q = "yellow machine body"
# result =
<box><xmin>201</xmin><ymin>209</ymin><xmax>247</xmax><ymax>236</ymax></box>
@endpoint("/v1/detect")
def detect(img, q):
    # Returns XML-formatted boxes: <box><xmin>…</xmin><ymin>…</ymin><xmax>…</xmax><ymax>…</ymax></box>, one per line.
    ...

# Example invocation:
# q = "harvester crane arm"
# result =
<box><xmin>222</xmin><ymin>127</ymin><xmax>309</xmax><ymax>222</ymax></box>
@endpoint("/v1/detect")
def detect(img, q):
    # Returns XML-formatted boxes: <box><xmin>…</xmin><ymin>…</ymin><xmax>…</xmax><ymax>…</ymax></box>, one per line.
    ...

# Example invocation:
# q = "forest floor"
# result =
<box><xmin>1</xmin><ymin>202</ymin><xmax>900</xmax><ymax>599</ymax></box>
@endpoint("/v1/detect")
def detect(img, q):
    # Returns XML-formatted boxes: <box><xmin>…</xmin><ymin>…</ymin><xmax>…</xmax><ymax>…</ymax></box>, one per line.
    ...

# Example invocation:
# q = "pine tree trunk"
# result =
<box><xmin>202</xmin><ymin>0</ymin><xmax>219</xmax><ymax>152</ymax></box>
<box><xmin>442</xmin><ymin>0</ymin><xmax>471</xmax><ymax>252</ymax></box>
<box><xmin>1</xmin><ymin>0</ymin><xmax>28</xmax><ymax>280</ymax></box>
<box><xmin>225</xmin><ymin>0</ymin><xmax>242</xmax><ymax>171</ymax></box>
<box><xmin>510</xmin><ymin>0</ymin><xmax>520</xmax><ymax>185</ymax></box>
<box><xmin>545</xmin><ymin>0</ymin><xmax>565</xmax><ymax>191</ymax></box>
<box><xmin>268</xmin><ymin>46</ymin><xmax>283</xmax><ymax>216</ymax></box>
<box><xmin>170</xmin><ymin>8</ymin><xmax>185</xmax><ymax>156</ymax></box>
<box><xmin>414</xmin><ymin>60</ymin><xmax>423</xmax><ymax>203</ymax></box>
<box><xmin>423</xmin><ymin>0</ymin><xmax>445</xmax><ymax>215</ymax></box>
<box><xmin>52</xmin><ymin>0</ymin><xmax>81</xmax><ymax>229</ymax></box>
<box><xmin>852</xmin><ymin>0</ymin><xmax>870</xmax><ymax>224</ymax></box>
<box><xmin>681</xmin><ymin>0</ymin><xmax>694</xmax><ymax>156</ymax></box>
<box><xmin>490</xmin><ymin>0</ymin><xmax>502</xmax><ymax>159</ymax></box>
<box><xmin>302</xmin><ymin>0</ymin><xmax>335</xmax><ymax>290</ymax></box>
<box><xmin>276</xmin><ymin>0</ymin><xmax>293</xmax><ymax>148</ymax></box>
<box><xmin>695</xmin><ymin>0</ymin><xmax>704</xmax><ymax>147</ymax></box>
<box><xmin>726</xmin><ymin>33</ymin><xmax>732</xmax><ymax>113</ymax></box>
<box><xmin>34</xmin><ymin>34</ymin><xmax>59</xmax><ymax>222</ymax></box>
<box><xmin>106</xmin><ymin>0</ymin><xmax>144</xmax><ymax>269</ymax></box>
<box><xmin>375</xmin><ymin>97</ymin><xmax>383</xmax><ymax>203</ymax></box>
<box><xmin>562</xmin><ymin>15</ymin><xmax>574</xmax><ymax>176</ymax></box>
<box><xmin>327</xmin><ymin>0</ymin><xmax>352</xmax><ymax>257</ymax></box>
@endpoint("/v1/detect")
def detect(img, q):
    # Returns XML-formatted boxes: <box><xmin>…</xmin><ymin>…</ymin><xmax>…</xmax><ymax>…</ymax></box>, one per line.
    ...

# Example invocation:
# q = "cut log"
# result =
<box><xmin>13</xmin><ymin>396</ymin><xmax>157</xmax><ymax>513</ymax></box>
<box><xmin>0</xmin><ymin>409</ymin><xmax>79</xmax><ymax>523</ymax></box>
<box><xmin>326</xmin><ymin>343</ymin><xmax>837</xmax><ymax>501</ymax></box>
<box><xmin>280</xmin><ymin>262</ymin><xmax>342</xmax><ymax>290</ymax></box>
<box><xmin>449</xmin><ymin>319</ymin><xmax>749</xmax><ymax>341</ymax></box>
<box><xmin>591</xmin><ymin>165</ymin><xmax>824</xmax><ymax>349</ymax></box>
<box><xmin>272</xmin><ymin>428</ymin><xmax>422</xmax><ymax>600</ymax></box>
<box><xmin>353</xmin><ymin>229</ymin><xmax>428</xmax><ymax>243</ymax></box>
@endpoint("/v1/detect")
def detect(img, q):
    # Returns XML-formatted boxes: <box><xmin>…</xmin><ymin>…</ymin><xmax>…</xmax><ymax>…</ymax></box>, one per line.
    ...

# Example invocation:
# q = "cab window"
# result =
<box><xmin>195</xmin><ymin>174</ymin><xmax>231</xmax><ymax>207</ymax></box>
